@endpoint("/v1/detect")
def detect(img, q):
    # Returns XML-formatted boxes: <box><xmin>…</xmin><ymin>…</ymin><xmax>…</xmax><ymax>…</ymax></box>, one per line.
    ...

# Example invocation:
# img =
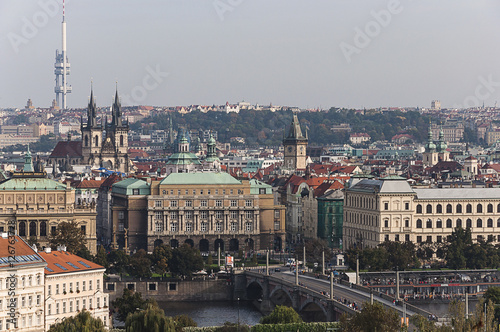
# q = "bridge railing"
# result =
<box><xmin>245</xmin><ymin>271</ymin><xmax>358</xmax><ymax>315</ymax></box>
<box><xmin>302</xmin><ymin>272</ymin><xmax>434</xmax><ymax>319</ymax></box>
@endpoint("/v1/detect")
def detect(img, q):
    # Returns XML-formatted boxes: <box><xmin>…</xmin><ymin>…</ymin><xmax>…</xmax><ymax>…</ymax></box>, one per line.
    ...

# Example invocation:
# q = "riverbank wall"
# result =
<box><xmin>105</xmin><ymin>278</ymin><xmax>234</xmax><ymax>303</ymax></box>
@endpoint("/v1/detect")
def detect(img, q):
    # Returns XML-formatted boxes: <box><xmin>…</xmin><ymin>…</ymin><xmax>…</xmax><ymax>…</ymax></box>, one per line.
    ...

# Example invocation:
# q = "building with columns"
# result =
<box><xmin>110</xmin><ymin>173</ymin><xmax>286</xmax><ymax>254</ymax></box>
<box><xmin>0</xmin><ymin>148</ymin><xmax>97</xmax><ymax>254</ymax></box>
<box><xmin>344</xmin><ymin>176</ymin><xmax>500</xmax><ymax>250</ymax></box>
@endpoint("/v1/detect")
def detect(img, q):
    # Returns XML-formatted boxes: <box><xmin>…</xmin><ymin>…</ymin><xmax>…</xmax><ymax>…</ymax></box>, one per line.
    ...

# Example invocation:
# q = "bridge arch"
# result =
<box><xmin>269</xmin><ymin>287</ymin><xmax>293</xmax><ymax>307</ymax></box>
<box><xmin>246</xmin><ymin>280</ymin><xmax>264</xmax><ymax>301</ymax></box>
<box><xmin>299</xmin><ymin>299</ymin><xmax>328</xmax><ymax>322</ymax></box>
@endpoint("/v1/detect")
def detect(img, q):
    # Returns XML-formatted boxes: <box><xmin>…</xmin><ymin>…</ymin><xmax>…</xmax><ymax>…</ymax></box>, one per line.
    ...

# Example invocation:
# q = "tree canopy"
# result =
<box><xmin>125</xmin><ymin>302</ymin><xmax>176</xmax><ymax>332</ymax></box>
<box><xmin>260</xmin><ymin>305</ymin><xmax>302</xmax><ymax>325</ymax></box>
<box><xmin>339</xmin><ymin>302</ymin><xmax>400</xmax><ymax>332</ymax></box>
<box><xmin>169</xmin><ymin>244</ymin><xmax>204</xmax><ymax>277</ymax></box>
<box><xmin>49</xmin><ymin>221</ymin><xmax>87</xmax><ymax>254</ymax></box>
<box><xmin>112</xmin><ymin>288</ymin><xmax>152</xmax><ymax>322</ymax></box>
<box><xmin>47</xmin><ymin>310</ymin><xmax>106</xmax><ymax>332</ymax></box>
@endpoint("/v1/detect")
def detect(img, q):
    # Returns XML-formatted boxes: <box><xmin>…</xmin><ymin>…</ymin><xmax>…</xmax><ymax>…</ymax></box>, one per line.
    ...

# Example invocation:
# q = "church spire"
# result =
<box><xmin>87</xmin><ymin>83</ymin><xmax>97</xmax><ymax>128</ymax></box>
<box><xmin>111</xmin><ymin>84</ymin><xmax>122</xmax><ymax>128</ymax></box>
<box><xmin>23</xmin><ymin>145</ymin><xmax>34</xmax><ymax>172</ymax></box>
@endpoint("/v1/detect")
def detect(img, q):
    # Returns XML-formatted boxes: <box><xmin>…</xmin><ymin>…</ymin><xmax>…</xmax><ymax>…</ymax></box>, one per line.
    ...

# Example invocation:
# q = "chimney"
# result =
<box><xmin>45</xmin><ymin>247</ymin><xmax>52</xmax><ymax>253</ymax></box>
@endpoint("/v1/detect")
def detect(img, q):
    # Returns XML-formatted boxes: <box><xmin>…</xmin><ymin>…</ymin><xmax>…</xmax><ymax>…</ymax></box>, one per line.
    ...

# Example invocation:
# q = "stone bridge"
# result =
<box><xmin>234</xmin><ymin>271</ymin><xmax>356</xmax><ymax>322</ymax></box>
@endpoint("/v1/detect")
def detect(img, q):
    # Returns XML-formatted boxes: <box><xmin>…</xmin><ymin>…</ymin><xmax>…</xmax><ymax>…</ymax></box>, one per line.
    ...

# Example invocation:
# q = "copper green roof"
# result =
<box><xmin>0</xmin><ymin>178</ymin><xmax>67</xmax><ymax>191</ymax></box>
<box><xmin>250</xmin><ymin>179</ymin><xmax>272</xmax><ymax>194</ymax></box>
<box><xmin>112</xmin><ymin>178</ymin><xmax>151</xmax><ymax>195</ymax></box>
<box><xmin>160</xmin><ymin>172</ymin><xmax>241</xmax><ymax>185</ymax></box>
<box><xmin>166</xmin><ymin>152</ymin><xmax>202</xmax><ymax>165</ymax></box>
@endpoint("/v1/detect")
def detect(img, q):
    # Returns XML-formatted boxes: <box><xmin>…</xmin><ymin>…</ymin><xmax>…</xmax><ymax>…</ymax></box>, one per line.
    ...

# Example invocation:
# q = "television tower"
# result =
<box><xmin>54</xmin><ymin>0</ymin><xmax>71</xmax><ymax>109</ymax></box>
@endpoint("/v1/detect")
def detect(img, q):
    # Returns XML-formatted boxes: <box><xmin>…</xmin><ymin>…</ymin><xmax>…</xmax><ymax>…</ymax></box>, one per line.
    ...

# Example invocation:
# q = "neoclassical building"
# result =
<box><xmin>0</xmin><ymin>148</ymin><xmax>97</xmax><ymax>253</ymax></box>
<box><xmin>110</xmin><ymin>173</ymin><xmax>286</xmax><ymax>254</ymax></box>
<box><xmin>343</xmin><ymin>176</ymin><xmax>500</xmax><ymax>249</ymax></box>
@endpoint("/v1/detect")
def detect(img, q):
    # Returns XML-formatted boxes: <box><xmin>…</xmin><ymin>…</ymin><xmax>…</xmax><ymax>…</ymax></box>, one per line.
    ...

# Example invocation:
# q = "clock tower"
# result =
<box><xmin>283</xmin><ymin>113</ymin><xmax>308</xmax><ymax>170</ymax></box>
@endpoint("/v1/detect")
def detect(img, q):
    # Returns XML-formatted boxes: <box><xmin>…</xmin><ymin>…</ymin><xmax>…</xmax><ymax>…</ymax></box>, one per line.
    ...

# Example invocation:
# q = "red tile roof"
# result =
<box><xmin>50</xmin><ymin>141</ymin><xmax>82</xmax><ymax>158</ymax></box>
<box><xmin>76</xmin><ymin>179</ymin><xmax>105</xmax><ymax>189</ymax></box>
<box><xmin>38</xmin><ymin>250</ymin><xmax>104</xmax><ymax>275</ymax></box>
<box><xmin>0</xmin><ymin>235</ymin><xmax>45</xmax><ymax>268</ymax></box>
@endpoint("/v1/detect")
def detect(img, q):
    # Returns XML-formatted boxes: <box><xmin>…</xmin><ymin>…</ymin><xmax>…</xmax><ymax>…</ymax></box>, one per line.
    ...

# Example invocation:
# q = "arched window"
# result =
<box><xmin>40</xmin><ymin>222</ymin><xmax>47</xmax><ymax>237</ymax></box>
<box><xmin>446</xmin><ymin>219</ymin><xmax>452</xmax><ymax>228</ymax></box>
<box><xmin>436</xmin><ymin>219</ymin><xmax>442</xmax><ymax>228</ymax></box>
<box><xmin>120</xmin><ymin>135</ymin><xmax>124</xmax><ymax>147</ymax></box>
<box><xmin>477</xmin><ymin>219</ymin><xmax>483</xmax><ymax>228</ymax></box>
<box><xmin>426</xmin><ymin>219</ymin><xmax>432</xmax><ymax>228</ymax></box>
<box><xmin>19</xmin><ymin>222</ymin><xmax>26</xmax><ymax>236</ymax></box>
<box><xmin>497</xmin><ymin>219</ymin><xmax>500</xmax><ymax>228</ymax></box>
<box><xmin>416</xmin><ymin>205</ymin><xmax>422</xmax><ymax>213</ymax></box>
<box><xmin>488</xmin><ymin>204</ymin><xmax>493</xmax><ymax>213</ymax></box>
<box><xmin>84</xmin><ymin>135</ymin><xmax>89</xmax><ymax>147</ymax></box>
<box><xmin>477</xmin><ymin>204</ymin><xmax>483</xmax><ymax>213</ymax></box>
<box><xmin>487</xmin><ymin>218</ymin><xmax>493</xmax><ymax>228</ymax></box>
<box><xmin>446</xmin><ymin>204</ymin><xmax>452</xmax><ymax>213</ymax></box>
<box><xmin>456</xmin><ymin>219</ymin><xmax>462</xmax><ymax>228</ymax></box>
<box><xmin>94</xmin><ymin>135</ymin><xmax>99</xmax><ymax>146</ymax></box>
<box><xmin>436</xmin><ymin>204</ymin><xmax>442</xmax><ymax>213</ymax></box>
<box><xmin>29</xmin><ymin>222</ymin><xmax>36</xmax><ymax>237</ymax></box>
<box><xmin>466</xmin><ymin>219</ymin><xmax>472</xmax><ymax>228</ymax></box>
<box><xmin>497</xmin><ymin>204</ymin><xmax>500</xmax><ymax>213</ymax></box>
<box><xmin>416</xmin><ymin>219</ymin><xmax>422</xmax><ymax>228</ymax></box>
<box><xmin>426</xmin><ymin>204</ymin><xmax>432</xmax><ymax>214</ymax></box>
<box><xmin>456</xmin><ymin>204</ymin><xmax>462</xmax><ymax>213</ymax></box>
<box><xmin>466</xmin><ymin>204</ymin><xmax>472</xmax><ymax>213</ymax></box>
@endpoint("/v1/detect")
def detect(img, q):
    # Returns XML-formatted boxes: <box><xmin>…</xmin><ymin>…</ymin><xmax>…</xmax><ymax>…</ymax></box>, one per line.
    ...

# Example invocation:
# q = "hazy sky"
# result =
<box><xmin>1</xmin><ymin>0</ymin><xmax>499</xmax><ymax>109</ymax></box>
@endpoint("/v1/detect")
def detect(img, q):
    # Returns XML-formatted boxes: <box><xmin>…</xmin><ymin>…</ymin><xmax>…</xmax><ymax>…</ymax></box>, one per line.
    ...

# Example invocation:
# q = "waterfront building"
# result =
<box><xmin>344</xmin><ymin>176</ymin><xmax>500</xmax><ymax>249</ymax></box>
<box><xmin>39</xmin><ymin>247</ymin><xmax>109</xmax><ymax>330</ymax></box>
<box><xmin>0</xmin><ymin>235</ymin><xmax>46</xmax><ymax>331</ymax></box>
<box><xmin>317</xmin><ymin>189</ymin><xmax>344</xmax><ymax>249</ymax></box>
<box><xmin>110</xmin><ymin>173</ymin><xmax>286</xmax><ymax>254</ymax></box>
<box><xmin>0</xmin><ymin>148</ymin><xmax>97</xmax><ymax>253</ymax></box>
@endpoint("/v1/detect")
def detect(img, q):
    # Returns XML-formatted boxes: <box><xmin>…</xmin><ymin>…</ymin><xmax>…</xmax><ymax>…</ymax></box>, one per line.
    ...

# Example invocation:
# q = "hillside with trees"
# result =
<box><xmin>132</xmin><ymin>109</ymin><xmax>438</xmax><ymax>146</ymax></box>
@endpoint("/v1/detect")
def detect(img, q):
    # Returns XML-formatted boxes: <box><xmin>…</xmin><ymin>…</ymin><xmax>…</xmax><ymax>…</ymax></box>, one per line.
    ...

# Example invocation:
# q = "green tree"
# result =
<box><xmin>207</xmin><ymin>254</ymin><xmax>213</xmax><ymax>266</ymax></box>
<box><xmin>49</xmin><ymin>221</ymin><xmax>87</xmax><ymax>254</ymax></box>
<box><xmin>112</xmin><ymin>288</ymin><xmax>150</xmax><ymax>322</ymax></box>
<box><xmin>446</xmin><ymin>227</ymin><xmax>472</xmax><ymax>269</ymax></box>
<box><xmin>125</xmin><ymin>303</ymin><xmax>176</xmax><ymax>332</ymax></box>
<box><xmin>215</xmin><ymin>321</ymin><xmax>250</xmax><ymax>332</ymax></box>
<box><xmin>94</xmin><ymin>245</ymin><xmax>109</xmax><ymax>270</ymax></box>
<box><xmin>152</xmin><ymin>244</ymin><xmax>172</xmax><ymax>276</ymax></box>
<box><xmin>339</xmin><ymin>302</ymin><xmax>400</xmax><ymax>332</ymax></box>
<box><xmin>169</xmin><ymin>244</ymin><xmax>204</xmax><ymax>277</ymax></box>
<box><xmin>48</xmin><ymin>310</ymin><xmax>106</xmax><ymax>332</ymax></box>
<box><xmin>108</xmin><ymin>249</ymin><xmax>130</xmax><ymax>274</ymax></box>
<box><xmin>173</xmin><ymin>314</ymin><xmax>197</xmax><ymax>331</ymax></box>
<box><xmin>260</xmin><ymin>305</ymin><xmax>302</xmax><ymax>324</ymax></box>
<box><xmin>483</xmin><ymin>287</ymin><xmax>500</xmax><ymax>324</ymax></box>
<box><xmin>129</xmin><ymin>249</ymin><xmax>152</xmax><ymax>278</ymax></box>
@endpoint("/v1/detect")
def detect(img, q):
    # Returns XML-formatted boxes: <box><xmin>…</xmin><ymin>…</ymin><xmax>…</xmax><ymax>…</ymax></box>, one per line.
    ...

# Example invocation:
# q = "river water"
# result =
<box><xmin>159</xmin><ymin>301</ymin><xmax>263</xmax><ymax>327</ymax></box>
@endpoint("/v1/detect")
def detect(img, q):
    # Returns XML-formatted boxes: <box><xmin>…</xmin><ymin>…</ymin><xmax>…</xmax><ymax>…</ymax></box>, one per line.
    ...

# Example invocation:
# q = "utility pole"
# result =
<box><xmin>396</xmin><ymin>270</ymin><xmax>400</xmax><ymax>300</ymax></box>
<box><xmin>330</xmin><ymin>272</ymin><xmax>334</xmax><ymax>300</ymax></box>
<box><xmin>266</xmin><ymin>249</ymin><xmax>269</xmax><ymax>276</ymax></box>
<box><xmin>356</xmin><ymin>257</ymin><xmax>359</xmax><ymax>284</ymax></box>
<box><xmin>295</xmin><ymin>259</ymin><xmax>299</xmax><ymax>286</ymax></box>
<box><xmin>322</xmin><ymin>250</ymin><xmax>325</xmax><ymax>275</ymax></box>
<box><xmin>303</xmin><ymin>245</ymin><xmax>306</xmax><ymax>272</ymax></box>
<box><xmin>218</xmin><ymin>246</ymin><xmax>221</xmax><ymax>267</ymax></box>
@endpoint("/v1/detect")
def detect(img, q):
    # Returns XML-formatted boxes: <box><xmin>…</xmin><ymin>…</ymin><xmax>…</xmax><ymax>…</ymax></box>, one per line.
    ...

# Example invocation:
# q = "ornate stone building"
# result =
<box><xmin>0</xmin><ymin>148</ymin><xmax>97</xmax><ymax>253</ymax></box>
<box><xmin>344</xmin><ymin>176</ymin><xmax>500</xmax><ymax>250</ymax></box>
<box><xmin>49</xmin><ymin>87</ymin><xmax>130</xmax><ymax>173</ymax></box>
<box><xmin>110</xmin><ymin>173</ymin><xmax>286</xmax><ymax>254</ymax></box>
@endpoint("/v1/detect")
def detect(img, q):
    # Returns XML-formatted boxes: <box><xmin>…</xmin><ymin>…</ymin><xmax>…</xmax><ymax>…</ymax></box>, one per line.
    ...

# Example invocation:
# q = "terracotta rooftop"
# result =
<box><xmin>38</xmin><ymin>250</ymin><xmax>104</xmax><ymax>275</ymax></box>
<box><xmin>0</xmin><ymin>235</ymin><xmax>45</xmax><ymax>268</ymax></box>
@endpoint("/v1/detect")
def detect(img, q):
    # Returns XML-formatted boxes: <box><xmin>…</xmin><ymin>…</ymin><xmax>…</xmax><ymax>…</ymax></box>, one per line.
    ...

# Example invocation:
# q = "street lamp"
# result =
<box><xmin>237</xmin><ymin>297</ymin><xmax>240</xmax><ymax>332</ymax></box>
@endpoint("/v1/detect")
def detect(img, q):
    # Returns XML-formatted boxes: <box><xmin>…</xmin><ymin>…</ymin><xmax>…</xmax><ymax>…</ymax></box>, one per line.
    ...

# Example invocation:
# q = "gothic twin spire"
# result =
<box><xmin>86</xmin><ymin>84</ymin><xmax>123</xmax><ymax>129</ymax></box>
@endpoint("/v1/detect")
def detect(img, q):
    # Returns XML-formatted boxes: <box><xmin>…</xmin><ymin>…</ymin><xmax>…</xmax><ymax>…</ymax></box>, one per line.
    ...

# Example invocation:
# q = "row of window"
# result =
<box><xmin>160</xmin><ymin>189</ymin><xmax>244</xmax><ymax>196</ymax></box>
<box><xmin>14</xmin><ymin>222</ymin><xmax>86</xmax><ymax>237</ymax></box>
<box><xmin>416</xmin><ymin>203</ymin><xmax>500</xmax><ymax>214</ymax></box>
<box><xmin>383</xmin><ymin>234</ymin><xmax>499</xmax><ymax>244</ymax></box>
<box><xmin>48</xmin><ymin>279</ymin><xmax>99</xmax><ymax>295</ymax></box>
<box><xmin>155</xmin><ymin>221</ymin><xmax>255</xmax><ymax>233</ymax></box>
<box><xmin>2</xmin><ymin>274</ymin><xmax>41</xmax><ymax>289</ymax></box>
<box><xmin>154</xmin><ymin>210</ymin><xmax>255</xmax><ymax>220</ymax></box>
<box><xmin>415</xmin><ymin>218</ymin><xmax>500</xmax><ymax>229</ymax></box>
<box><xmin>0</xmin><ymin>295</ymin><xmax>41</xmax><ymax>309</ymax></box>
<box><xmin>47</xmin><ymin>296</ymin><xmax>107</xmax><ymax>315</ymax></box>
<box><xmin>154</xmin><ymin>199</ymin><xmax>253</xmax><ymax>208</ymax></box>
<box><xmin>0</xmin><ymin>314</ymin><xmax>42</xmax><ymax>330</ymax></box>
